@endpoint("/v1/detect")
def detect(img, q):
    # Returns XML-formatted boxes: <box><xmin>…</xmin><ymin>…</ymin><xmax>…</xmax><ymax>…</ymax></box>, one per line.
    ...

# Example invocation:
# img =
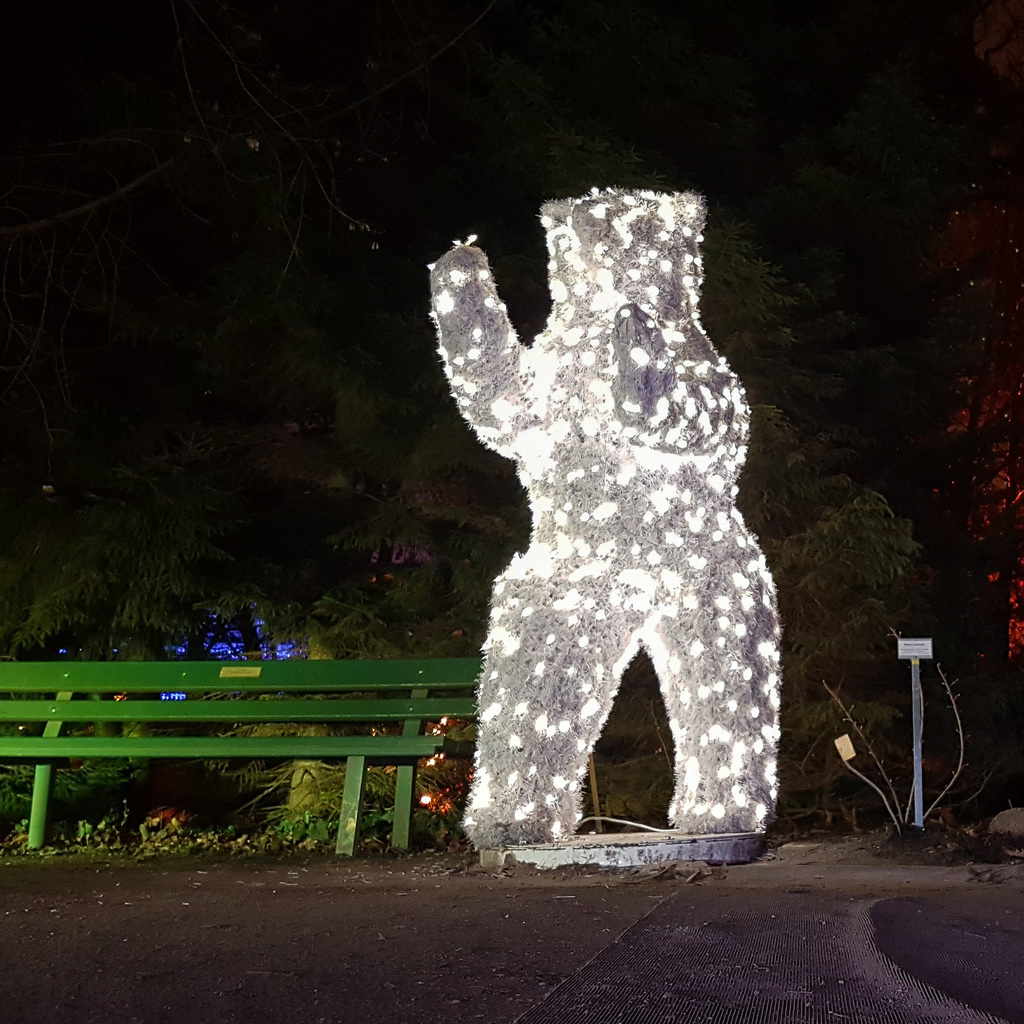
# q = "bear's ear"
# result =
<box><xmin>613</xmin><ymin>303</ymin><xmax>677</xmax><ymax>418</ymax></box>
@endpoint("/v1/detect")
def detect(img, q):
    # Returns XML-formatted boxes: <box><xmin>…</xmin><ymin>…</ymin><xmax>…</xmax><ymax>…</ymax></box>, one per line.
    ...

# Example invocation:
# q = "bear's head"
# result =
<box><xmin>539</xmin><ymin>189</ymin><xmax>706</xmax><ymax>338</ymax></box>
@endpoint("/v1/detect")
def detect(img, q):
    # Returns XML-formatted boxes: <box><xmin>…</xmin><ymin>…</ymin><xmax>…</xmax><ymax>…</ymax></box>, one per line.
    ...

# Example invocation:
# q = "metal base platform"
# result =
<box><xmin>479</xmin><ymin>829</ymin><xmax>763</xmax><ymax>870</ymax></box>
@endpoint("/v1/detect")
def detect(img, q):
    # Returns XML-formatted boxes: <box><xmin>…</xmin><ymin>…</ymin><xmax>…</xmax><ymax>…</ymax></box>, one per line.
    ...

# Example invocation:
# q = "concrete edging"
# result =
<box><xmin>479</xmin><ymin>829</ymin><xmax>763</xmax><ymax>869</ymax></box>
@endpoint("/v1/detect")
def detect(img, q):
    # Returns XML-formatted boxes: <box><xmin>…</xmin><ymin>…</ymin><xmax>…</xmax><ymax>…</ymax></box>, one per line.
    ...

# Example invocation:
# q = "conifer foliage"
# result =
<box><xmin>0</xmin><ymin>0</ymin><xmax>1018</xmax><ymax>819</ymax></box>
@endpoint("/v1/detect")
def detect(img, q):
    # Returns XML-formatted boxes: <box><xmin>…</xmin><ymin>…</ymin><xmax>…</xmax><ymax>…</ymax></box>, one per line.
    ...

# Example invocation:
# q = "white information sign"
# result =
<box><xmin>897</xmin><ymin>638</ymin><xmax>933</xmax><ymax>660</ymax></box>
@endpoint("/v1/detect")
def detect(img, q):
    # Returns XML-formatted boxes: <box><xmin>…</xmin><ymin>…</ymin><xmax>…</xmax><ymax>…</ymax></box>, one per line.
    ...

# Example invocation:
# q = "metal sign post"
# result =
<box><xmin>897</xmin><ymin>638</ymin><xmax>933</xmax><ymax>830</ymax></box>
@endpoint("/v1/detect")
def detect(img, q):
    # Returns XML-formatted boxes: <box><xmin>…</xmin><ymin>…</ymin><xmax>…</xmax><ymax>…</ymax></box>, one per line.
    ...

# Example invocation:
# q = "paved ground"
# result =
<box><xmin>0</xmin><ymin>841</ymin><xmax>1022</xmax><ymax>1024</ymax></box>
<box><xmin>515</xmin><ymin>888</ymin><xmax>1024</xmax><ymax>1023</ymax></box>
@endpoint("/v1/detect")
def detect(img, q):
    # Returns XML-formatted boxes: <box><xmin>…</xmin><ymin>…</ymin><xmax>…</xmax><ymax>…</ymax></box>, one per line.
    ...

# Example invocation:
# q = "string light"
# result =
<box><xmin>430</xmin><ymin>189</ymin><xmax>782</xmax><ymax>848</ymax></box>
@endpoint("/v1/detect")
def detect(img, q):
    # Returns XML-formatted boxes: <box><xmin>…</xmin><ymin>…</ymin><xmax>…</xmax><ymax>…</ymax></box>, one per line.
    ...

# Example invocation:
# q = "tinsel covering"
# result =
<box><xmin>430</xmin><ymin>189</ymin><xmax>781</xmax><ymax>849</ymax></box>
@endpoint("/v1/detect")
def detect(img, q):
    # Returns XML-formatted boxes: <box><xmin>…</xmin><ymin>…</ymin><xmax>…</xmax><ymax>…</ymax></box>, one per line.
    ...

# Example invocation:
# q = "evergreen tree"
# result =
<box><xmin>0</xmin><ymin>0</ymin><xmax>1015</xmax><ymax>820</ymax></box>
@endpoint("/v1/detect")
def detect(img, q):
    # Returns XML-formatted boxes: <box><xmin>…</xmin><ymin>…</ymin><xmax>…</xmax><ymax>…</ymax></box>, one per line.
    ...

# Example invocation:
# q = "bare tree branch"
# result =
<box><xmin>0</xmin><ymin>159</ymin><xmax>175</xmax><ymax>241</ymax></box>
<box><xmin>923</xmin><ymin>664</ymin><xmax>967</xmax><ymax>819</ymax></box>
<box><xmin>331</xmin><ymin>0</ymin><xmax>502</xmax><ymax>118</ymax></box>
<box><xmin>838</xmin><ymin>756</ymin><xmax>903</xmax><ymax>834</ymax></box>
<box><xmin>824</xmin><ymin>678</ymin><xmax>903</xmax><ymax>814</ymax></box>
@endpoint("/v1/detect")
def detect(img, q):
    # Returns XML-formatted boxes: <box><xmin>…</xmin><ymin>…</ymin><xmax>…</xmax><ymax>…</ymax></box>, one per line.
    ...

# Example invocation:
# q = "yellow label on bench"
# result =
<box><xmin>218</xmin><ymin>666</ymin><xmax>263</xmax><ymax>678</ymax></box>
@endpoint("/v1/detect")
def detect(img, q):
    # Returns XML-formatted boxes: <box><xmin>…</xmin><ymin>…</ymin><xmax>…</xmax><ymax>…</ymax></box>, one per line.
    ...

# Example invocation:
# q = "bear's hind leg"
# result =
<box><xmin>464</xmin><ymin>597</ymin><xmax>631</xmax><ymax>849</ymax></box>
<box><xmin>644</xmin><ymin>600</ymin><xmax>781</xmax><ymax>835</ymax></box>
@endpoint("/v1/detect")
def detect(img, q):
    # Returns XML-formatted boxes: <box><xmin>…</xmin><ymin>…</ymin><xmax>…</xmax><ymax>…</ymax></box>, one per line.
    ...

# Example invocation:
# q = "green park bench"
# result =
<box><xmin>0</xmin><ymin>658</ymin><xmax>480</xmax><ymax>854</ymax></box>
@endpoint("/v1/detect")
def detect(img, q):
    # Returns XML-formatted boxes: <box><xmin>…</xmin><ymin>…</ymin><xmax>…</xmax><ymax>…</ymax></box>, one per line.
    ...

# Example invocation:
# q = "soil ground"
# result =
<box><xmin>1</xmin><ymin>830</ymin><xmax>1023</xmax><ymax>1024</ymax></box>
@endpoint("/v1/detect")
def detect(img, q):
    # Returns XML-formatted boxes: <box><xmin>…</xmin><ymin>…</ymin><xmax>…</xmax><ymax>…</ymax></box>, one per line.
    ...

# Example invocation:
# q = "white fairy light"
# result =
<box><xmin>429</xmin><ymin>189</ymin><xmax>782</xmax><ymax>849</ymax></box>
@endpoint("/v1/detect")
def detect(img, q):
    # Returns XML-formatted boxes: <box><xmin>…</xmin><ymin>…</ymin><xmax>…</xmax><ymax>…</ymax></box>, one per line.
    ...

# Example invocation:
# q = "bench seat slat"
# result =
<box><xmin>0</xmin><ymin>735</ymin><xmax>445</xmax><ymax>760</ymax></box>
<box><xmin>0</xmin><ymin>697</ymin><xmax>477</xmax><ymax>724</ymax></box>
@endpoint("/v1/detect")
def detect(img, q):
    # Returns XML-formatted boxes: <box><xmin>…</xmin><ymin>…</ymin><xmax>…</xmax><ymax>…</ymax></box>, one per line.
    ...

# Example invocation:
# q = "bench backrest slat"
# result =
<box><xmin>0</xmin><ymin>658</ymin><xmax>482</xmax><ymax>693</ymax></box>
<box><xmin>0</xmin><ymin>697</ymin><xmax>478</xmax><ymax>724</ymax></box>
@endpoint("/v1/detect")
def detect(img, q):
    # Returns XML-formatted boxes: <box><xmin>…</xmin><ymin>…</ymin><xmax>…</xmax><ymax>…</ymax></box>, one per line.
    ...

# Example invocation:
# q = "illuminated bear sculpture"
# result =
<box><xmin>429</xmin><ymin>189</ymin><xmax>781</xmax><ymax>849</ymax></box>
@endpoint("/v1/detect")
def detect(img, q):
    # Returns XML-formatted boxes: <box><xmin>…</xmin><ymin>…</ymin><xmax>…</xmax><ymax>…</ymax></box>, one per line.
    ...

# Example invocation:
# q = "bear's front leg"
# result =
<box><xmin>429</xmin><ymin>245</ymin><xmax>536</xmax><ymax>457</ymax></box>
<box><xmin>612</xmin><ymin>302</ymin><xmax>678</xmax><ymax>421</ymax></box>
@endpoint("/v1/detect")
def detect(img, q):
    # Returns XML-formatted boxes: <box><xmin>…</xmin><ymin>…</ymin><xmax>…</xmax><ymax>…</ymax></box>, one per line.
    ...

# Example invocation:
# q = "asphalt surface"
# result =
<box><xmin>514</xmin><ymin>888</ymin><xmax>1024</xmax><ymax>1023</ymax></box>
<box><xmin>0</xmin><ymin>852</ymin><xmax>1021</xmax><ymax>1024</ymax></box>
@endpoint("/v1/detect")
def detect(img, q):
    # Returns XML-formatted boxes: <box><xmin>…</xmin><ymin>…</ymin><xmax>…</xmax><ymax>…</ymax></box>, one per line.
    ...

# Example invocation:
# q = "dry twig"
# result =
<box><xmin>825</xmin><ymin>653</ymin><xmax>968</xmax><ymax>835</ymax></box>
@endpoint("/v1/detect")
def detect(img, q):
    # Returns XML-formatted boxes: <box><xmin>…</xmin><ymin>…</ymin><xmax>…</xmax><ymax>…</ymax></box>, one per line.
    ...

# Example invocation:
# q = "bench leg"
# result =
<box><xmin>28</xmin><ymin>764</ymin><xmax>54</xmax><ymax>850</ymax></box>
<box><xmin>336</xmin><ymin>755</ymin><xmax>366</xmax><ymax>856</ymax></box>
<box><xmin>392</xmin><ymin>764</ymin><xmax>416</xmax><ymax>851</ymax></box>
